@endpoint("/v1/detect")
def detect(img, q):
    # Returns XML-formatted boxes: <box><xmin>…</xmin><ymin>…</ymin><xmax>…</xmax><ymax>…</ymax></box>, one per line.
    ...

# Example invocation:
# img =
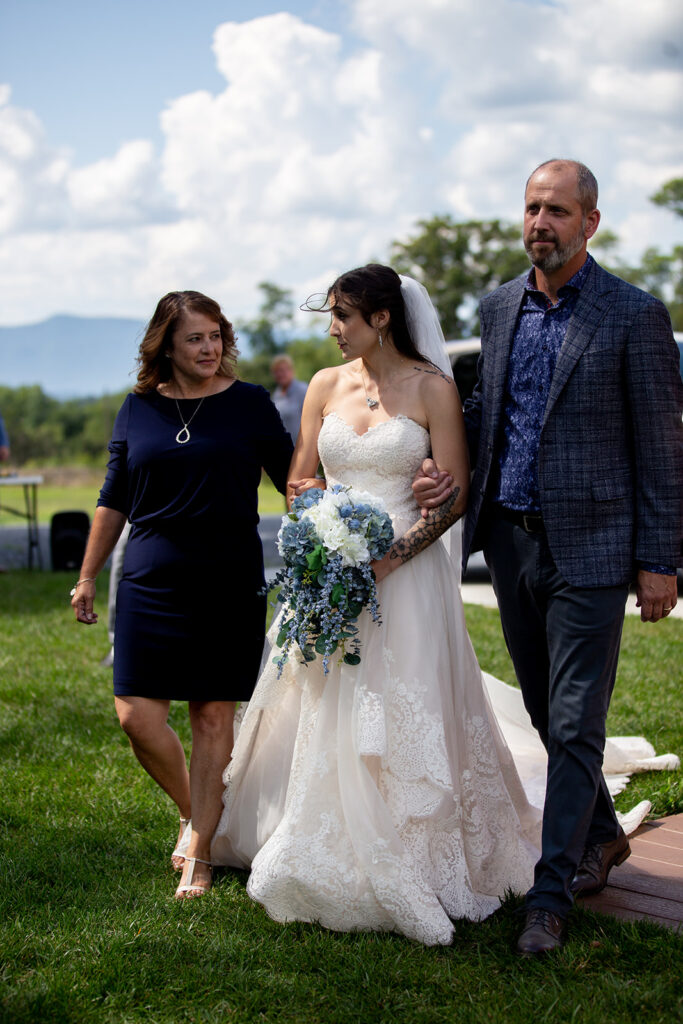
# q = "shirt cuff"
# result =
<box><xmin>638</xmin><ymin>562</ymin><xmax>677</xmax><ymax>576</ymax></box>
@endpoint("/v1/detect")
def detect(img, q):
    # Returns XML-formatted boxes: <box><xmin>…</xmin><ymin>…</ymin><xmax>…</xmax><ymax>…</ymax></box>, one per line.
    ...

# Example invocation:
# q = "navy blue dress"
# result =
<box><xmin>98</xmin><ymin>382</ymin><xmax>293</xmax><ymax>701</ymax></box>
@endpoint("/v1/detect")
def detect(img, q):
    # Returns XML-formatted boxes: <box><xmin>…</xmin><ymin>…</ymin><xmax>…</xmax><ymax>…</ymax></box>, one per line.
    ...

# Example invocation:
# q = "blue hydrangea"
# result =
<box><xmin>278</xmin><ymin>517</ymin><xmax>317</xmax><ymax>559</ymax></box>
<box><xmin>291</xmin><ymin>488</ymin><xmax>324</xmax><ymax>513</ymax></box>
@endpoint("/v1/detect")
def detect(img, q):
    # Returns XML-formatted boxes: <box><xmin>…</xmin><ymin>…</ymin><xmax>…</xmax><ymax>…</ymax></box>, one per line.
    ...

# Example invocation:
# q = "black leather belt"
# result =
<box><xmin>494</xmin><ymin>506</ymin><xmax>544</xmax><ymax>534</ymax></box>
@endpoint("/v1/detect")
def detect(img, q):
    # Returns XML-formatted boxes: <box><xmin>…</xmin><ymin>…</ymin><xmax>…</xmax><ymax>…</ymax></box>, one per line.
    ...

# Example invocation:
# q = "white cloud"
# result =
<box><xmin>0</xmin><ymin>100</ymin><xmax>41</xmax><ymax>160</ymax></box>
<box><xmin>0</xmin><ymin>3</ymin><xmax>681</xmax><ymax>328</ymax></box>
<box><xmin>0</xmin><ymin>86</ymin><xmax>70</xmax><ymax>233</ymax></box>
<box><xmin>67</xmin><ymin>140</ymin><xmax>172</xmax><ymax>226</ymax></box>
<box><xmin>353</xmin><ymin>0</ymin><xmax>683</xmax><ymax>256</ymax></box>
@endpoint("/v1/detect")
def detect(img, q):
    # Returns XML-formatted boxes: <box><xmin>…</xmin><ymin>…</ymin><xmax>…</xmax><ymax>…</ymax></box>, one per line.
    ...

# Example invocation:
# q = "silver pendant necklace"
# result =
<box><xmin>360</xmin><ymin>366</ymin><xmax>379</xmax><ymax>409</ymax></box>
<box><xmin>174</xmin><ymin>396</ymin><xmax>206</xmax><ymax>444</ymax></box>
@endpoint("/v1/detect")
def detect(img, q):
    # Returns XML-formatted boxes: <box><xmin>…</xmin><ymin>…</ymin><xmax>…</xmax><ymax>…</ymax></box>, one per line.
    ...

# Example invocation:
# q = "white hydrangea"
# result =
<box><xmin>304</xmin><ymin>495</ymin><xmax>371</xmax><ymax>567</ymax></box>
<box><xmin>335</xmin><ymin>530</ymin><xmax>371</xmax><ymax>567</ymax></box>
<box><xmin>344</xmin><ymin>488</ymin><xmax>386</xmax><ymax>512</ymax></box>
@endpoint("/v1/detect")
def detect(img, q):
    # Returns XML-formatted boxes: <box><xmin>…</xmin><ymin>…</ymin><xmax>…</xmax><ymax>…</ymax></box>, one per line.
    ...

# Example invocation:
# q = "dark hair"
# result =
<box><xmin>134</xmin><ymin>290</ymin><xmax>239</xmax><ymax>394</ymax></box>
<box><xmin>527</xmin><ymin>159</ymin><xmax>598</xmax><ymax>214</ymax></box>
<box><xmin>304</xmin><ymin>263</ymin><xmax>430</xmax><ymax>365</ymax></box>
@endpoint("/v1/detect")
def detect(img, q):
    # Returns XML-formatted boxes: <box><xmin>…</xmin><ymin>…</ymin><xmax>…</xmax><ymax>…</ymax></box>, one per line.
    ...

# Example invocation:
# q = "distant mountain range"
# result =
<box><xmin>0</xmin><ymin>315</ymin><xmax>147</xmax><ymax>398</ymax></box>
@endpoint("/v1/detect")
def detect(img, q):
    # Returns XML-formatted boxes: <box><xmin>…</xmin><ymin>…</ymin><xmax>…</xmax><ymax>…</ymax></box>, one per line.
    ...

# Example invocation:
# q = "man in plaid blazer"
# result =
<box><xmin>416</xmin><ymin>159</ymin><xmax>683</xmax><ymax>955</ymax></box>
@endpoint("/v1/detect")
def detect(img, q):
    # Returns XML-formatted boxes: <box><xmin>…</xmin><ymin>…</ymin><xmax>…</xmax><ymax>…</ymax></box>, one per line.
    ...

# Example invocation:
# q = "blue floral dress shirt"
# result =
<box><xmin>494</xmin><ymin>255</ymin><xmax>593</xmax><ymax>512</ymax></box>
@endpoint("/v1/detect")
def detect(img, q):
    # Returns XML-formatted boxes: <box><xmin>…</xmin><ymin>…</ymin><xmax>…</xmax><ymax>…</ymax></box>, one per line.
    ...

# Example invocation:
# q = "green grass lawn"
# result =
<box><xmin>0</xmin><ymin>474</ymin><xmax>286</xmax><ymax>526</ymax></box>
<box><xmin>0</xmin><ymin>572</ymin><xmax>681</xmax><ymax>1023</ymax></box>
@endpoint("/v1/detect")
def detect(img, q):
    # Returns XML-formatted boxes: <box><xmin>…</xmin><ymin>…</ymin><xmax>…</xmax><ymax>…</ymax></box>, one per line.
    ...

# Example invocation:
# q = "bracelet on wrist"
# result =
<box><xmin>70</xmin><ymin>577</ymin><xmax>97</xmax><ymax>597</ymax></box>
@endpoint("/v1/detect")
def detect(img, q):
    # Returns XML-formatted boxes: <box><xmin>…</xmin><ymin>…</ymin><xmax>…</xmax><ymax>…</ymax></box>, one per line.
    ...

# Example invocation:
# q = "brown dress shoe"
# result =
<box><xmin>517</xmin><ymin>909</ymin><xmax>567</xmax><ymax>956</ymax></box>
<box><xmin>570</xmin><ymin>832</ymin><xmax>631</xmax><ymax>897</ymax></box>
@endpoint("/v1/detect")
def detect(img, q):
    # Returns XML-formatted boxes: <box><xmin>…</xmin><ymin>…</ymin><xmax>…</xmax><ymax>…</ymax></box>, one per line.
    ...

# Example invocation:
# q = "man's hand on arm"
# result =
<box><xmin>635</xmin><ymin>569</ymin><xmax>678</xmax><ymax>623</ymax></box>
<box><xmin>411</xmin><ymin>458</ymin><xmax>454</xmax><ymax>519</ymax></box>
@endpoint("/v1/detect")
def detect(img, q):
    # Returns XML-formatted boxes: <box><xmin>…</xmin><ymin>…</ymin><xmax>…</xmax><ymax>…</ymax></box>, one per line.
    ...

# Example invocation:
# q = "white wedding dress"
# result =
<box><xmin>211</xmin><ymin>412</ymin><xmax>542</xmax><ymax>945</ymax></box>
<box><xmin>204</xmin><ymin>410</ymin><xmax>678</xmax><ymax>944</ymax></box>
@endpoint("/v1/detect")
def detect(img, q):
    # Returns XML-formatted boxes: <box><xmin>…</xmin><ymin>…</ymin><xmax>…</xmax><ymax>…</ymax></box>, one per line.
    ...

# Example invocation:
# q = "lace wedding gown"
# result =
<box><xmin>211</xmin><ymin>412</ymin><xmax>542</xmax><ymax>945</ymax></box>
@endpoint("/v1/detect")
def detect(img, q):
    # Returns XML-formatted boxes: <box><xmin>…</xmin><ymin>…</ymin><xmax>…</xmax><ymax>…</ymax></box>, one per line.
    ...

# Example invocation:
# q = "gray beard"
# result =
<box><xmin>525</xmin><ymin>224</ymin><xmax>586</xmax><ymax>273</ymax></box>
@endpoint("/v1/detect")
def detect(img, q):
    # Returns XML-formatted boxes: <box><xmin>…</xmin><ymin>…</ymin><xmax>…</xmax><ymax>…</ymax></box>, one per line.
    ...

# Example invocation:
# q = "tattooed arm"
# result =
<box><xmin>372</xmin><ymin>369</ymin><xmax>469</xmax><ymax>583</ymax></box>
<box><xmin>371</xmin><ymin>486</ymin><xmax>464</xmax><ymax>582</ymax></box>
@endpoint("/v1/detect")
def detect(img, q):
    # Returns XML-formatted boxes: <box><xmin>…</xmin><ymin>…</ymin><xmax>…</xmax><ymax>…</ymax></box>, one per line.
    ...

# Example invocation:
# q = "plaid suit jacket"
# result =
<box><xmin>463</xmin><ymin>259</ymin><xmax>683</xmax><ymax>587</ymax></box>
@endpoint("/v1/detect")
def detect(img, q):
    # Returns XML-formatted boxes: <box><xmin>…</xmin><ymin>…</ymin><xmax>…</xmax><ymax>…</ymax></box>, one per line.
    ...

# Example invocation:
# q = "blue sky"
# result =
<box><xmin>1</xmin><ymin>1</ymin><xmax>341</xmax><ymax>161</ymax></box>
<box><xmin>0</xmin><ymin>0</ymin><xmax>681</xmax><ymax>328</ymax></box>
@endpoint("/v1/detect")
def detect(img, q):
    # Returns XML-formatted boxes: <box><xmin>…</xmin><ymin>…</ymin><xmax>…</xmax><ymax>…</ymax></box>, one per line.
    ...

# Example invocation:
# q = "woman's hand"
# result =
<box><xmin>69</xmin><ymin>506</ymin><xmax>126</xmax><ymax>625</ymax></box>
<box><xmin>289</xmin><ymin>476</ymin><xmax>326</xmax><ymax>497</ymax></box>
<box><xmin>71</xmin><ymin>580</ymin><xmax>98</xmax><ymax>624</ymax></box>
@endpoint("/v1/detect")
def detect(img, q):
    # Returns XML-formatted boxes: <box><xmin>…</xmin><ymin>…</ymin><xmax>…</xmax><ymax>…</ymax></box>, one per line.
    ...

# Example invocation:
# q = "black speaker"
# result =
<box><xmin>51</xmin><ymin>511</ymin><xmax>90</xmax><ymax>571</ymax></box>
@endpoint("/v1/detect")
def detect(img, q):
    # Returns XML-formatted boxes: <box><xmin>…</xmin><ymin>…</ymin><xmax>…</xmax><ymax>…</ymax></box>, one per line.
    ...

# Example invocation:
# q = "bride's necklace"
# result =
<box><xmin>174</xmin><ymin>395</ymin><xmax>206</xmax><ymax>444</ymax></box>
<box><xmin>359</xmin><ymin>366</ymin><xmax>380</xmax><ymax>410</ymax></box>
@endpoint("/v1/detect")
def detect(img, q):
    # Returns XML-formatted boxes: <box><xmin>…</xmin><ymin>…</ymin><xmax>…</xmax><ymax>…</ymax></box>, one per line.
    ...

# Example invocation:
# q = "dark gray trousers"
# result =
<box><xmin>483</xmin><ymin>514</ymin><xmax>628</xmax><ymax>916</ymax></box>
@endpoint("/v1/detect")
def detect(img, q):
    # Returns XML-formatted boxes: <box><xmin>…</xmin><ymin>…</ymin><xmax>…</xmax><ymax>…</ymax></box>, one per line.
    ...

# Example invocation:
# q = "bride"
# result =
<box><xmin>208</xmin><ymin>264</ymin><xmax>541</xmax><ymax>945</ymax></box>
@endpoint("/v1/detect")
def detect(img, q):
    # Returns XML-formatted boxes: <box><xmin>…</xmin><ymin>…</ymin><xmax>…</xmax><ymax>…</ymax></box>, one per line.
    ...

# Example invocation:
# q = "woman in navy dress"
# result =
<box><xmin>71</xmin><ymin>291</ymin><xmax>294</xmax><ymax>899</ymax></box>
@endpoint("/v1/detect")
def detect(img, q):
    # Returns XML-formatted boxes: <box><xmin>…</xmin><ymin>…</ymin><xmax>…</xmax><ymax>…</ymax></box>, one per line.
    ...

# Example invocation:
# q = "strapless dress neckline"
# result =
<box><xmin>323</xmin><ymin>409</ymin><xmax>429</xmax><ymax>439</ymax></box>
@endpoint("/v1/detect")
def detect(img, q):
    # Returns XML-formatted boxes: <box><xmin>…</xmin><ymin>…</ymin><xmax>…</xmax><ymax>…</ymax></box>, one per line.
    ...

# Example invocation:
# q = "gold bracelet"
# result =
<box><xmin>70</xmin><ymin>577</ymin><xmax>96</xmax><ymax>597</ymax></box>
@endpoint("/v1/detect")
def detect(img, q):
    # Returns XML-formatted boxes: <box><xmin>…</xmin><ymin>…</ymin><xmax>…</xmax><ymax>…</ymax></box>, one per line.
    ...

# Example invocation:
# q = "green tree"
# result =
<box><xmin>651</xmin><ymin>178</ymin><xmax>683</xmax><ymax>219</ymax></box>
<box><xmin>647</xmin><ymin>177</ymin><xmax>683</xmax><ymax>328</ymax></box>
<box><xmin>286</xmin><ymin>334</ymin><xmax>342</xmax><ymax>382</ymax></box>
<box><xmin>588</xmin><ymin>228</ymin><xmax>620</xmax><ymax>255</ymax></box>
<box><xmin>239</xmin><ymin>282</ymin><xmax>294</xmax><ymax>358</ymax></box>
<box><xmin>591</xmin><ymin>179</ymin><xmax>683</xmax><ymax>330</ymax></box>
<box><xmin>0</xmin><ymin>385</ymin><xmax>127</xmax><ymax>466</ymax></box>
<box><xmin>391</xmin><ymin>216</ymin><xmax>528</xmax><ymax>337</ymax></box>
<box><xmin>237</xmin><ymin>331</ymin><xmax>341</xmax><ymax>392</ymax></box>
<box><xmin>0</xmin><ymin>386</ymin><xmax>61</xmax><ymax>464</ymax></box>
<box><xmin>236</xmin><ymin>283</ymin><xmax>338</xmax><ymax>390</ymax></box>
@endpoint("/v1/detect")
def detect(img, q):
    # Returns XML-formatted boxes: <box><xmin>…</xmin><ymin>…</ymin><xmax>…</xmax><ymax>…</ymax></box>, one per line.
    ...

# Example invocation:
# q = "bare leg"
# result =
<box><xmin>176</xmin><ymin>700</ymin><xmax>236</xmax><ymax>897</ymax></box>
<box><xmin>115</xmin><ymin>695</ymin><xmax>192</xmax><ymax>819</ymax></box>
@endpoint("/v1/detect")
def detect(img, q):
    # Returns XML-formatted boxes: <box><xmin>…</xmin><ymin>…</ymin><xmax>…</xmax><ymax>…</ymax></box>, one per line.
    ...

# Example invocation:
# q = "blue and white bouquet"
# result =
<box><xmin>269</xmin><ymin>484</ymin><xmax>394</xmax><ymax>674</ymax></box>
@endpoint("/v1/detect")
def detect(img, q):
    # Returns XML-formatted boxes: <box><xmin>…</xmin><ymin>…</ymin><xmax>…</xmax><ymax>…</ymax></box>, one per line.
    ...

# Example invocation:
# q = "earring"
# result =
<box><xmin>378</xmin><ymin>330</ymin><xmax>383</xmax><ymax>349</ymax></box>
